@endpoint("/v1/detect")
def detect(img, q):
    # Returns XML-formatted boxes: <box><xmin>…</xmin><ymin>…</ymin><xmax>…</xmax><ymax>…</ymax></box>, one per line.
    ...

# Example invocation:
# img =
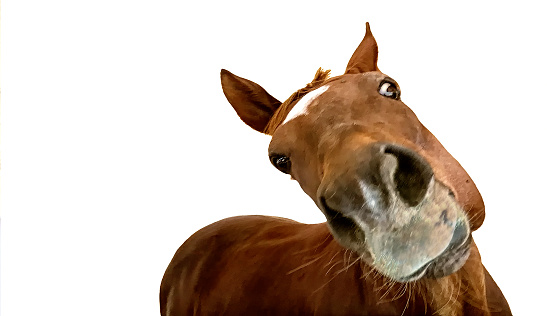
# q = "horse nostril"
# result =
<box><xmin>381</xmin><ymin>144</ymin><xmax>434</xmax><ymax>207</ymax></box>
<box><xmin>319</xmin><ymin>196</ymin><xmax>344</xmax><ymax>220</ymax></box>
<box><xmin>319</xmin><ymin>196</ymin><xmax>357</xmax><ymax>232</ymax></box>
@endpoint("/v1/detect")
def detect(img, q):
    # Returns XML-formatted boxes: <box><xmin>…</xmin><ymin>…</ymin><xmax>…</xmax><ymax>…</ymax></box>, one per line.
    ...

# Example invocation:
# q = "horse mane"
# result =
<box><xmin>264</xmin><ymin>68</ymin><xmax>332</xmax><ymax>135</ymax></box>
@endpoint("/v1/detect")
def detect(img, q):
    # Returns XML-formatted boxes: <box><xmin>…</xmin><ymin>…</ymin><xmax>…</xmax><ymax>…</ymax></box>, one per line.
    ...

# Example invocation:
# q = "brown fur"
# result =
<box><xmin>264</xmin><ymin>68</ymin><xmax>332</xmax><ymax>135</ymax></box>
<box><xmin>161</xmin><ymin>216</ymin><xmax>509</xmax><ymax>315</ymax></box>
<box><xmin>161</xmin><ymin>22</ymin><xmax>511</xmax><ymax>315</ymax></box>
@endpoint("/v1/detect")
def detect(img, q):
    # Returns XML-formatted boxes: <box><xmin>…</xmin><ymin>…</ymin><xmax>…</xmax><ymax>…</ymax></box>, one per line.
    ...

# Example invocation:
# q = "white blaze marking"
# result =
<box><xmin>282</xmin><ymin>85</ymin><xmax>329</xmax><ymax>125</ymax></box>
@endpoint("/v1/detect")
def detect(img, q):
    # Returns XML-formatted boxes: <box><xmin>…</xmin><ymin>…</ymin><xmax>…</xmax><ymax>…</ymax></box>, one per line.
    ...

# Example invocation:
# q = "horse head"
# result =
<box><xmin>220</xmin><ymin>23</ymin><xmax>485</xmax><ymax>282</ymax></box>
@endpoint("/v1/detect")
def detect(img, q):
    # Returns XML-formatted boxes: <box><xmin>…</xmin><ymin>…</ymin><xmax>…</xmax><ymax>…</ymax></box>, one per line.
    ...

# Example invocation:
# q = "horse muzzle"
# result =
<box><xmin>318</xmin><ymin>143</ymin><xmax>471</xmax><ymax>281</ymax></box>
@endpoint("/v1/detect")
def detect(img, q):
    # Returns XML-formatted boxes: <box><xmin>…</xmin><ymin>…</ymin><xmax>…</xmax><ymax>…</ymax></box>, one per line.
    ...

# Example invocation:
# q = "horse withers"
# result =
<box><xmin>160</xmin><ymin>23</ymin><xmax>511</xmax><ymax>315</ymax></box>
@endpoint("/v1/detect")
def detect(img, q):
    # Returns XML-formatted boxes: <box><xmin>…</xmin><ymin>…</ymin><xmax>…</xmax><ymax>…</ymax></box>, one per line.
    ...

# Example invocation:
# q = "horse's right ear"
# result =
<box><xmin>345</xmin><ymin>22</ymin><xmax>379</xmax><ymax>74</ymax></box>
<box><xmin>220</xmin><ymin>69</ymin><xmax>282</xmax><ymax>133</ymax></box>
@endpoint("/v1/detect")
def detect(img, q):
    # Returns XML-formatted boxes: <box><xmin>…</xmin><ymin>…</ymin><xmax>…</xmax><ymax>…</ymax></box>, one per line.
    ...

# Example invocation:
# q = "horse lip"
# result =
<box><xmin>447</xmin><ymin>220</ymin><xmax>470</xmax><ymax>250</ymax></box>
<box><xmin>398</xmin><ymin>261</ymin><xmax>432</xmax><ymax>282</ymax></box>
<box><xmin>324</xmin><ymin>213</ymin><xmax>471</xmax><ymax>282</ymax></box>
<box><xmin>395</xmin><ymin>233</ymin><xmax>471</xmax><ymax>282</ymax></box>
<box><xmin>320</xmin><ymin>192</ymin><xmax>472</xmax><ymax>282</ymax></box>
<box><xmin>397</xmin><ymin>223</ymin><xmax>471</xmax><ymax>281</ymax></box>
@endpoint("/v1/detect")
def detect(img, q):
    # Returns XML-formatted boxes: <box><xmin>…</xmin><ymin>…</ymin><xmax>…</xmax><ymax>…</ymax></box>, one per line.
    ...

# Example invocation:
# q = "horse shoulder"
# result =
<box><xmin>160</xmin><ymin>215</ymin><xmax>325</xmax><ymax>315</ymax></box>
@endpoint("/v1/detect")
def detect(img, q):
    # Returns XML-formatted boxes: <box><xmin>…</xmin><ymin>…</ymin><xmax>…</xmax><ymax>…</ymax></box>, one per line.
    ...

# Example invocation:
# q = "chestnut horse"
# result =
<box><xmin>160</xmin><ymin>23</ymin><xmax>511</xmax><ymax>315</ymax></box>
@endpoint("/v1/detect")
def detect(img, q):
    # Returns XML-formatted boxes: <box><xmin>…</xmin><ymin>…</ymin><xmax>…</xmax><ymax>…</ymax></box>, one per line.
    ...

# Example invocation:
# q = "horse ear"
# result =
<box><xmin>220</xmin><ymin>69</ymin><xmax>282</xmax><ymax>133</ymax></box>
<box><xmin>345</xmin><ymin>22</ymin><xmax>379</xmax><ymax>74</ymax></box>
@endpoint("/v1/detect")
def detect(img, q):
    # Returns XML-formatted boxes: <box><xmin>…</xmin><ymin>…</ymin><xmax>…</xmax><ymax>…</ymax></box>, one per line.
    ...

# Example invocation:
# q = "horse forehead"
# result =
<box><xmin>281</xmin><ymin>72</ymin><xmax>383</xmax><ymax>123</ymax></box>
<box><xmin>282</xmin><ymin>85</ymin><xmax>330</xmax><ymax>125</ymax></box>
<box><xmin>279</xmin><ymin>73</ymin><xmax>411</xmax><ymax>139</ymax></box>
<box><xmin>280</xmin><ymin>81</ymin><xmax>359</xmax><ymax>128</ymax></box>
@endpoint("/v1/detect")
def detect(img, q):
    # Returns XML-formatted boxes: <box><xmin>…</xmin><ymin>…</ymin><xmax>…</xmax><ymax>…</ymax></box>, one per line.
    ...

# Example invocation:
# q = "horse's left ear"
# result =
<box><xmin>345</xmin><ymin>22</ymin><xmax>379</xmax><ymax>74</ymax></box>
<box><xmin>220</xmin><ymin>69</ymin><xmax>282</xmax><ymax>133</ymax></box>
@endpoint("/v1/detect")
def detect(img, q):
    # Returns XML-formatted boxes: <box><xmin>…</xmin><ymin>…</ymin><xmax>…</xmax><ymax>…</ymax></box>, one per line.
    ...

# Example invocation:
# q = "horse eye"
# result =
<box><xmin>378</xmin><ymin>80</ymin><xmax>401</xmax><ymax>100</ymax></box>
<box><xmin>270</xmin><ymin>155</ymin><xmax>291</xmax><ymax>174</ymax></box>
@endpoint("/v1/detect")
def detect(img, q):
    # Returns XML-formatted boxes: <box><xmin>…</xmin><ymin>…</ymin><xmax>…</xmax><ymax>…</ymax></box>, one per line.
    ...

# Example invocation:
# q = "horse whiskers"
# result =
<box><xmin>323</xmin><ymin>252</ymin><xmax>340</xmax><ymax>269</ymax></box>
<box><xmin>466</xmin><ymin>206</ymin><xmax>484</xmax><ymax>227</ymax></box>
<box><xmin>286</xmin><ymin>253</ymin><xmax>327</xmax><ymax>275</ymax></box>
<box><xmin>292</xmin><ymin>233</ymin><xmax>332</xmax><ymax>255</ymax></box>
<box><xmin>312</xmin><ymin>272</ymin><xmax>340</xmax><ymax>295</ymax></box>
<box><xmin>360</xmin><ymin>264</ymin><xmax>377</xmax><ymax>280</ymax></box>
<box><xmin>287</xmin><ymin>241</ymin><xmax>336</xmax><ymax>275</ymax></box>
<box><xmin>416</xmin><ymin>281</ymin><xmax>428</xmax><ymax>315</ymax></box>
<box><xmin>377</xmin><ymin>279</ymin><xmax>399</xmax><ymax>303</ymax></box>
<box><xmin>290</xmin><ymin>244</ymin><xmax>350</xmax><ymax>278</ymax></box>
<box><xmin>434</xmin><ymin>279</ymin><xmax>457</xmax><ymax>315</ymax></box>
<box><xmin>391</xmin><ymin>282</ymin><xmax>409</xmax><ymax>301</ymax></box>
<box><xmin>324</xmin><ymin>259</ymin><xmax>343</xmax><ymax>276</ymax></box>
<box><xmin>379</xmin><ymin>281</ymin><xmax>405</xmax><ymax>304</ymax></box>
<box><xmin>343</xmin><ymin>249</ymin><xmax>350</xmax><ymax>268</ymax></box>
<box><xmin>398</xmin><ymin>283</ymin><xmax>412</xmax><ymax>316</ymax></box>
<box><xmin>375</xmin><ymin>278</ymin><xmax>390</xmax><ymax>294</ymax></box>
<box><xmin>314</xmin><ymin>260</ymin><xmax>352</xmax><ymax>294</ymax></box>
<box><xmin>313</xmin><ymin>253</ymin><xmax>362</xmax><ymax>295</ymax></box>
<box><xmin>333</xmin><ymin>256</ymin><xmax>361</xmax><ymax>276</ymax></box>
<box><xmin>325</xmin><ymin>260</ymin><xmax>342</xmax><ymax>275</ymax></box>
<box><xmin>454</xmin><ymin>276</ymin><xmax>463</xmax><ymax>310</ymax></box>
<box><xmin>375</xmin><ymin>273</ymin><xmax>397</xmax><ymax>292</ymax></box>
<box><xmin>323</xmin><ymin>248</ymin><xmax>359</xmax><ymax>275</ymax></box>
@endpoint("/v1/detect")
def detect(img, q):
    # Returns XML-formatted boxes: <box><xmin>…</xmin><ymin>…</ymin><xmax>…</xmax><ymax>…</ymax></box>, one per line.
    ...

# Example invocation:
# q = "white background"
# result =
<box><xmin>2</xmin><ymin>1</ymin><xmax>546</xmax><ymax>315</ymax></box>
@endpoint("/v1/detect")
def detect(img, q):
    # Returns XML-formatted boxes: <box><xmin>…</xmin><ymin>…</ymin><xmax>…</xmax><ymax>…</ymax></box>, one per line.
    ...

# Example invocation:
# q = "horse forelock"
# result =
<box><xmin>264</xmin><ymin>68</ymin><xmax>332</xmax><ymax>135</ymax></box>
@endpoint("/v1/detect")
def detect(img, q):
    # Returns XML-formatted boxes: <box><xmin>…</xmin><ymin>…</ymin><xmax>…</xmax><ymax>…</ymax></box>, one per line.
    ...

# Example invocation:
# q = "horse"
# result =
<box><xmin>160</xmin><ymin>23</ymin><xmax>511</xmax><ymax>315</ymax></box>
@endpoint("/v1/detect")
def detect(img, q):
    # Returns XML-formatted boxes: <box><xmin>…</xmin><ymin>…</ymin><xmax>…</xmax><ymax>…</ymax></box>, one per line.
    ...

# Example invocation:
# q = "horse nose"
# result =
<box><xmin>377</xmin><ymin>143</ymin><xmax>434</xmax><ymax>207</ymax></box>
<box><xmin>317</xmin><ymin>143</ymin><xmax>435</xmax><ymax>221</ymax></box>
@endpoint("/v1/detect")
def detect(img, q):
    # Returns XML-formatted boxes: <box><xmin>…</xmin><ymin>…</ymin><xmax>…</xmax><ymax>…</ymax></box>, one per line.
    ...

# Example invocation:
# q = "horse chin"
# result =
<box><xmin>423</xmin><ymin>230</ymin><xmax>471</xmax><ymax>279</ymax></box>
<box><xmin>324</xmin><ymin>205</ymin><xmax>472</xmax><ymax>283</ymax></box>
<box><xmin>398</xmin><ymin>229</ymin><xmax>472</xmax><ymax>282</ymax></box>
